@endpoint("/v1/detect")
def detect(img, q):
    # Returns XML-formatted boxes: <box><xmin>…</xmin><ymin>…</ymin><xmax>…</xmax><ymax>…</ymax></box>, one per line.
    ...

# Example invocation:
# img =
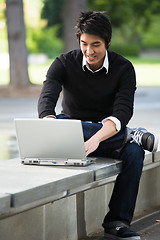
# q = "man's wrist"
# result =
<box><xmin>102</xmin><ymin>116</ymin><xmax>121</xmax><ymax>131</ymax></box>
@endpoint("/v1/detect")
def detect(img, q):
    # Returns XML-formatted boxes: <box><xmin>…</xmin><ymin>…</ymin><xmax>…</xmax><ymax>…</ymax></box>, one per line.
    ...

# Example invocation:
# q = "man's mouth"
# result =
<box><xmin>87</xmin><ymin>56</ymin><xmax>96</xmax><ymax>61</ymax></box>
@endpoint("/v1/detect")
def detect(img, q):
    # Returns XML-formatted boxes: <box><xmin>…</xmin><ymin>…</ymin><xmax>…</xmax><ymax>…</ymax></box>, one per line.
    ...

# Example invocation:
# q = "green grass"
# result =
<box><xmin>128</xmin><ymin>57</ymin><xmax>160</xmax><ymax>86</ymax></box>
<box><xmin>127</xmin><ymin>57</ymin><xmax>160</xmax><ymax>64</ymax></box>
<box><xmin>134</xmin><ymin>64</ymin><xmax>160</xmax><ymax>86</ymax></box>
<box><xmin>28</xmin><ymin>60</ymin><xmax>53</xmax><ymax>85</ymax></box>
<box><xmin>0</xmin><ymin>57</ymin><xmax>160</xmax><ymax>87</ymax></box>
<box><xmin>0</xmin><ymin>70</ymin><xmax>9</xmax><ymax>85</ymax></box>
<box><xmin>0</xmin><ymin>60</ymin><xmax>52</xmax><ymax>86</ymax></box>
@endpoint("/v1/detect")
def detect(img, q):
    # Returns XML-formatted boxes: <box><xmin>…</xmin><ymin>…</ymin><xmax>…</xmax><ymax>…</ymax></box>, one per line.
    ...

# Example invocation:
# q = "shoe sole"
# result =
<box><xmin>152</xmin><ymin>134</ymin><xmax>159</xmax><ymax>152</ymax></box>
<box><xmin>104</xmin><ymin>232</ymin><xmax>141</xmax><ymax>240</ymax></box>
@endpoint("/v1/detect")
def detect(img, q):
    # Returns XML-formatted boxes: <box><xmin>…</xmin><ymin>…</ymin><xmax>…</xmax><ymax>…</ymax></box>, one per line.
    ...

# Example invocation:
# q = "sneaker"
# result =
<box><xmin>127</xmin><ymin>127</ymin><xmax>158</xmax><ymax>152</ymax></box>
<box><xmin>103</xmin><ymin>226</ymin><xmax>141</xmax><ymax>240</ymax></box>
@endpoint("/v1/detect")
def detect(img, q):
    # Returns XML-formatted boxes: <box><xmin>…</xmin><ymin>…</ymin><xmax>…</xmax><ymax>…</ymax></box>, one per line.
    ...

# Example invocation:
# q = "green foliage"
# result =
<box><xmin>0</xmin><ymin>27</ymin><xmax>8</xmax><ymax>53</ymax></box>
<box><xmin>41</xmin><ymin>0</ymin><xmax>65</xmax><ymax>26</ymax></box>
<box><xmin>26</xmin><ymin>25</ymin><xmax>63</xmax><ymax>58</ymax></box>
<box><xmin>88</xmin><ymin>0</ymin><xmax>131</xmax><ymax>27</ymax></box>
<box><xmin>41</xmin><ymin>0</ymin><xmax>65</xmax><ymax>37</ymax></box>
<box><xmin>110</xmin><ymin>43</ymin><xmax>140</xmax><ymax>57</ymax></box>
<box><xmin>141</xmin><ymin>16</ymin><xmax>160</xmax><ymax>48</ymax></box>
<box><xmin>0</xmin><ymin>0</ymin><xmax>8</xmax><ymax>52</ymax></box>
<box><xmin>88</xmin><ymin>0</ymin><xmax>160</xmax><ymax>29</ymax></box>
<box><xmin>87</xmin><ymin>0</ymin><xmax>160</xmax><ymax>56</ymax></box>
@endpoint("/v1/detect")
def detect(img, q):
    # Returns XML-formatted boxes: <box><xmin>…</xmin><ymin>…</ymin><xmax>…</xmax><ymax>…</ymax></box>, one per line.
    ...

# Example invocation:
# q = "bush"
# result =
<box><xmin>110</xmin><ymin>43</ymin><xmax>140</xmax><ymax>57</ymax></box>
<box><xmin>26</xmin><ymin>25</ymin><xmax>63</xmax><ymax>58</ymax></box>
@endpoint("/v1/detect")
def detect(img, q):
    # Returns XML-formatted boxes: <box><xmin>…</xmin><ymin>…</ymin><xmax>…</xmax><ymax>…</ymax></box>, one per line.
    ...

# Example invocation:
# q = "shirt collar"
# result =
<box><xmin>82</xmin><ymin>50</ymin><xmax>109</xmax><ymax>73</ymax></box>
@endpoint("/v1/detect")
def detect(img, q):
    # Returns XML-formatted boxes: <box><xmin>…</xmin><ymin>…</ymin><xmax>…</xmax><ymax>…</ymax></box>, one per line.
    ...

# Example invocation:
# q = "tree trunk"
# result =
<box><xmin>62</xmin><ymin>0</ymin><xmax>87</xmax><ymax>52</ymax></box>
<box><xmin>6</xmin><ymin>0</ymin><xmax>30</xmax><ymax>88</ymax></box>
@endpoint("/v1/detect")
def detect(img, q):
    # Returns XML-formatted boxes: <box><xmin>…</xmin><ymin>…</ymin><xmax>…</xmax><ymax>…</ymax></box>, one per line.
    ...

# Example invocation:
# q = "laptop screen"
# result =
<box><xmin>14</xmin><ymin>119</ymin><xmax>86</xmax><ymax>161</ymax></box>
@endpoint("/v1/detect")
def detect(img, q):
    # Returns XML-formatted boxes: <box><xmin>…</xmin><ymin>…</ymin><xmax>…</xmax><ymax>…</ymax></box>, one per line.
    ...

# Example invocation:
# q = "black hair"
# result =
<box><xmin>75</xmin><ymin>11</ymin><xmax>112</xmax><ymax>49</ymax></box>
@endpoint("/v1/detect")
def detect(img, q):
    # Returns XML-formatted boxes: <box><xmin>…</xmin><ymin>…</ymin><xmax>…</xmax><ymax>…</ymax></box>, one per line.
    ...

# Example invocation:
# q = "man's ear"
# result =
<box><xmin>107</xmin><ymin>38</ymin><xmax>112</xmax><ymax>48</ymax></box>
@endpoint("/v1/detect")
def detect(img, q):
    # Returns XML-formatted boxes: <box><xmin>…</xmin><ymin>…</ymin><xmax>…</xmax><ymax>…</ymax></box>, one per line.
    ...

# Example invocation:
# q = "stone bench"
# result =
<box><xmin>0</xmin><ymin>157</ymin><xmax>121</xmax><ymax>215</ymax></box>
<box><xmin>0</xmin><ymin>152</ymin><xmax>160</xmax><ymax>240</ymax></box>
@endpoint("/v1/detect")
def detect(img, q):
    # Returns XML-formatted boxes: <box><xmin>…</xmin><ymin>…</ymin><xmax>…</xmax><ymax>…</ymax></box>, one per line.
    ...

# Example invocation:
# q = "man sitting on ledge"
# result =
<box><xmin>38</xmin><ymin>11</ymin><xmax>158</xmax><ymax>240</ymax></box>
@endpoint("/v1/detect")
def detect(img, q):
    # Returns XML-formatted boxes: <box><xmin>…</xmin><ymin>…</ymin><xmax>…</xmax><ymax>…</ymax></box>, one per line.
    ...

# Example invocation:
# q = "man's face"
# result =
<box><xmin>80</xmin><ymin>33</ymin><xmax>106</xmax><ymax>71</ymax></box>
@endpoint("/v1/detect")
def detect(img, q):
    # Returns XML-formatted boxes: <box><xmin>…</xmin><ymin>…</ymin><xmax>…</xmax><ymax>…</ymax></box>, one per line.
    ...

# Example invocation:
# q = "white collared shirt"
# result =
<box><xmin>82</xmin><ymin>50</ymin><xmax>109</xmax><ymax>73</ymax></box>
<box><xmin>82</xmin><ymin>50</ymin><xmax>121</xmax><ymax>131</ymax></box>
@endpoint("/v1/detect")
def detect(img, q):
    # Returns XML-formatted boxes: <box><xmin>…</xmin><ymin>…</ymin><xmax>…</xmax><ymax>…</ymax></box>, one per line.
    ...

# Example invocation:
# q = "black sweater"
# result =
<box><xmin>38</xmin><ymin>49</ymin><xmax>136</xmax><ymax>130</ymax></box>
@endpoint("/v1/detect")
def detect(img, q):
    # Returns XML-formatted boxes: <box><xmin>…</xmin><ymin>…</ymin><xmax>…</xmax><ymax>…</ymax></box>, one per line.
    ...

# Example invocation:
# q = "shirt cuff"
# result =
<box><xmin>102</xmin><ymin>116</ymin><xmax>121</xmax><ymax>131</ymax></box>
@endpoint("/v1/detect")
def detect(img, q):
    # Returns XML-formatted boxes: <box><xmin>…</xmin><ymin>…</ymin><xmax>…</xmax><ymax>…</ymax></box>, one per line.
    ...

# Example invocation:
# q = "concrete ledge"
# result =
<box><xmin>0</xmin><ymin>158</ymin><xmax>93</xmax><ymax>208</ymax></box>
<box><xmin>143</xmin><ymin>151</ymin><xmax>152</xmax><ymax>164</ymax></box>
<box><xmin>0</xmin><ymin>193</ymin><xmax>11</xmax><ymax>213</ymax></box>
<box><xmin>0</xmin><ymin>157</ymin><xmax>121</xmax><ymax>217</ymax></box>
<box><xmin>0</xmin><ymin>152</ymin><xmax>160</xmax><ymax>240</ymax></box>
<box><xmin>0</xmin><ymin>152</ymin><xmax>158</xmax><ymax>218</ymax></box>
<box><xmin>153</xmin><ymin>151</ymin><xmax>160</xmax><ymax>162</ymax></box>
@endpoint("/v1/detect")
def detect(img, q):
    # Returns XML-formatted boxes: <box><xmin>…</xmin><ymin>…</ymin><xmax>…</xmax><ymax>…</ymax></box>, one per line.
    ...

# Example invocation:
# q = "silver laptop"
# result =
<box><xmin>14</xmin><ymin>118</ymin><xmax>96</xmax><ymax>166</ymax></box>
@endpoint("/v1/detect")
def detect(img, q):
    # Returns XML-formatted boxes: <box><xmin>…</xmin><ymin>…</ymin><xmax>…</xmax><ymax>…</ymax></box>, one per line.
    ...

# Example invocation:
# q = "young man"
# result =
<box><xmin>38</xmin><ymin>11</ymin><xmax>158</xmax><ymax>240</ymax></box>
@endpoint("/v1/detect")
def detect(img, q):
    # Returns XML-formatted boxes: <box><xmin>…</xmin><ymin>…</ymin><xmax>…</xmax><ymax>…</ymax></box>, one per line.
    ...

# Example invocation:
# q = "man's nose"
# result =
<box><xmin>86</xmin><ymin>46</ymin><xmax>94</xmax><ymax>55</ymax></box>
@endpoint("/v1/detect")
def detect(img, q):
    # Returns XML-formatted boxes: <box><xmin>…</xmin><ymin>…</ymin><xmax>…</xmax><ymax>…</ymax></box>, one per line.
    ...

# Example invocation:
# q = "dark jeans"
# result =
<box><xmin>57</xmin><ymin>114</ymin><xmax>144</xmax><ymax>225</ymax></box>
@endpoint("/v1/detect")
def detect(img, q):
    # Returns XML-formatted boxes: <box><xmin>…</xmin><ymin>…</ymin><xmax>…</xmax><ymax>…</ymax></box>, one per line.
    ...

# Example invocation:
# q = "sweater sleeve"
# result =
<box><xmin>112</xmin><ymin>62</ymin><xmax>136</xmax><ymax>129</ymax></box>
<box><xmin>38</xmin><ymin>57</ymin><xmax>65</xmax><ymax>118</ymax></box>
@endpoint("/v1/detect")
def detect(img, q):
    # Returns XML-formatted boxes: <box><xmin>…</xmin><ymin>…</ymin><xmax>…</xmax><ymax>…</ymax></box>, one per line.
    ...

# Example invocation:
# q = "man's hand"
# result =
<box><xmin>84</xmin><ymin>120</ymin><xmax>118</xmax><ymax>156</ymax></box>
<box><xmin>85</xmin><ymin>136</ymin><xmax>100</xmax><ymax>156</ymax></box>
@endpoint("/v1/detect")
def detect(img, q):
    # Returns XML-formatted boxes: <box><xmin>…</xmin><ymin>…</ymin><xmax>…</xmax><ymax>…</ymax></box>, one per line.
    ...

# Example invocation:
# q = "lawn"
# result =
<box><xmin>134</xmin><ymin>64</ymin><xmax>160</xmax><ymax>86</ymax></box>
<box><xmin>0</xmin><ymin>57</ymin><xmax>160</xmax><ymax>86</ymax></box>
<box><xmin>0</xmin><ymin>60</ymin><xmax>52</xmax><ymax>86</ymax></box>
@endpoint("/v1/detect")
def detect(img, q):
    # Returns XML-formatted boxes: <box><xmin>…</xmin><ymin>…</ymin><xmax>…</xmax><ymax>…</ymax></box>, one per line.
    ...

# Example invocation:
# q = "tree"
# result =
<box><xmin>62</xmin><ymin>0</ymin><xmax>87</xmax><ymax>52</ymax></box>
<box><xmin>6</xmin><ymin>0</ymin><xmax>30</xmax><ymax>88</ymax></box>
<box><xmin>41</xmin><ymin>0</ymin><xmax>87</xmax><ymax>52</ymax></box>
